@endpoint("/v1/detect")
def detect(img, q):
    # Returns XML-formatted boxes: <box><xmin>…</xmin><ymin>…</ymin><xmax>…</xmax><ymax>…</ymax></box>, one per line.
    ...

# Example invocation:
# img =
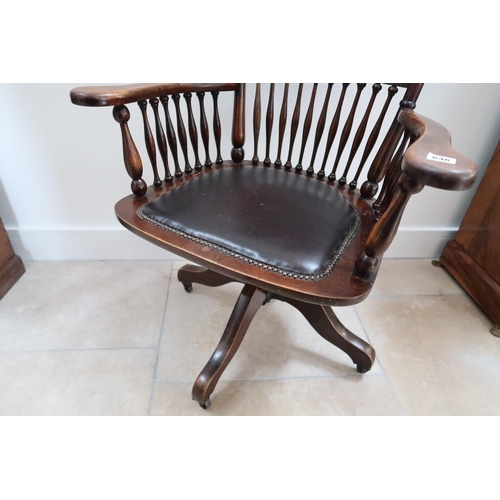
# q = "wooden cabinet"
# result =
<box><xmin>0</xmin><ymin>217</ymin><xmax>25</xmax><ymax>299</ymax></box>
<box><xmin>441</xmin><ymin>140</ymin><xmax>500</xmax><ymax>332</ymax></box>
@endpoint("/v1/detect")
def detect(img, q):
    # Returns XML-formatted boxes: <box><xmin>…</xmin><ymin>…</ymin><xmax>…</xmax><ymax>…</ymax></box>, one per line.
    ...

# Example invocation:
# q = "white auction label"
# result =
<box><xmin>426</xmin><ymin>152</ymin><xmax>457</xmax><ymax>164</ymax></box>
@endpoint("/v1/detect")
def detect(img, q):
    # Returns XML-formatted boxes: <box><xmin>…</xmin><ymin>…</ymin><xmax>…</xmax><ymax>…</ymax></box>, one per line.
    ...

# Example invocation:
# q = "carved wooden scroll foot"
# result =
<box><xmin>281</xmin><ymin>297</ymin><xmax>376</xmax><ymax>374</ymax></box>
<box><xmin>192</xmin><ymin>285</ymin><xmax>266</xmax><ymax>409</ymax></box>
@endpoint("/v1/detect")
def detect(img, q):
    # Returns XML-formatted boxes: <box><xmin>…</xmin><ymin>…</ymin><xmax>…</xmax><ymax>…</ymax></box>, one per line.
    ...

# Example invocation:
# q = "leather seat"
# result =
<box><xmin>137</xmin><ymin>165</ymin><xmax>360</xmax><ymax>280</ymax></box>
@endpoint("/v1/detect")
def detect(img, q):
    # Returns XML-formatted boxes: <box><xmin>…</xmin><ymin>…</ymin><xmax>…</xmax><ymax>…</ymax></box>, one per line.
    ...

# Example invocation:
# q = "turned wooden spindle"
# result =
<box><xmin>160</xmin><ymin>96</ymin><xmax>182</xmax><ymax>178</ymax></box>
<box><xmin>307</xmin><ymin>83</ymin><xmax>333</xmax><ymax>176</ymax></box>
<box><xmin>197</xmin><ymin>92</ymin><xmax>212</xmax><ymax>168</ymax></box>
<box><xmin>184</xmin><ymin>93</ymin><xmax>202</xmax><ymax>171</ymax></box>
<box><xmin>377</xmin><ymin>132</ymin><xmax>413</xmax><ymax>214</ymax></box>
<box><xmin>296</xmin><ymin>83</ymin><xmax>318</xmax><ymax>173</ymax></box>
<box><xmin>285</xmin><ymin>83</ymin><xmax>303</xmax><ymax>170</ymax></box>
<box><xmin>112</xmin><ymin>105</ymin><xmax>147</xmax><ymax>196</ymax></box>
<box><xmin>138</xmin><ymin>100</ymin><xmax>162</xmax><ymax>187</ymax></box>
<box><xmin>328</xmin><ymin>83</ymin><xmax>366</xmax><ymax>182</ymax></box>
<box><xmin>356</xmin><ymin>172</ymin><xmax>423</xmax><ymax>276</ymax></box>
<box><xmin>320</xmin><ymin>84</ymin><xmax>349</xmax><ymax>180</ymax></box>
<box><xmin>275</xmin><ymin>83</ymin><xmax>289</xmax><ymax>168</ymax></box>
<box><xmin>212</xmin><ymin>91</ymin><xmax>223</xmax><ymax>164</ymax></box>
<box><xmin>360</xmin><ymin>84</ymin><xmax>424</xmax><ymax>199</ymax></box>
<box><xmin>231</xmin><ymin>84</ymin><xmax>246</xmax><ymax>163</ymax></box>
<box><xmin>349</xmin><ymin>85</ymin><xmax>399</xmax><ymax>190</ymax></box>
<box><xmin>360</xmin><ymin>119</ymin><xmax>404</xmax><ymax>198</ymax></box>
<box><xmin>339</xmin><ymin>83</ymin><xmax>381</xmax><ymax>186</ymax></box>
<box><xmin>173</xmin><ymin>94</ymin><xmax>192</xmax><ymax>174</ymax></box>
<box><xmin>149</xmin><ymin>98</ymin><xmax>173</xmax><ymax>183</ymax></box>
<box><xmin>252</xmin><ymin>84</ymin><xmax>261</xmax><ymax>164</ymax></box>
<box><xmin>264</xmin><ymin>83</ymin><xmax>275</xmax><ymax>166</ymax></box>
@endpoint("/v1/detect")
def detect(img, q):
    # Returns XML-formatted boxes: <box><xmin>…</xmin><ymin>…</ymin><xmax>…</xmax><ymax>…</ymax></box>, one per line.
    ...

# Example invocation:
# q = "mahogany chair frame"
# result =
<box><xmin>70</xmin><ymin>83</ymin><xmax>477</xmax><ymax>409</ymax></box>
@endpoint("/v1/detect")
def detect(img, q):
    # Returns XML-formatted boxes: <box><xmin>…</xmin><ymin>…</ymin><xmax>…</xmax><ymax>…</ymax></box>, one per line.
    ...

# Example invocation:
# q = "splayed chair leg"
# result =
<box><xmin>178</xmin><ymin>264</ymin><xmax>238</xmax><ymax>292</ymax></box>
<box><xmin>281</xmin><ymin>297</ymin><xmax>376</xmax><ymax>373</ymax></box>
<box><xmin>192</xmin><ymin>284</ymin><xmax>266</xmax><ymax>408</ymax></box>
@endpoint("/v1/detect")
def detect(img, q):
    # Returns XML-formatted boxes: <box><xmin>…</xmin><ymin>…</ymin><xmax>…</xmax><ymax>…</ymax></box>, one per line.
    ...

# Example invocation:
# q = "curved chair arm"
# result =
<box><xmin>398</xmin><ymin>110</ymin><xmax>477</xmax><ymax>190</ymax></box>
<box><xmin>70</xmin><ymin>83</ymin><xmax>240</xmax><ymax>107</ymax></box>
<box><xmin>356</xmin><ymin>110</ymin><xmax>478</xmax><ymax>278</ymax></box>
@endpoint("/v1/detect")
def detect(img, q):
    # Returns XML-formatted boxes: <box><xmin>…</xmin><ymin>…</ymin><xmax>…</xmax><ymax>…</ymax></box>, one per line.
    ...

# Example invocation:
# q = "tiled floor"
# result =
<box><xmin>0</xmin><ymin>259</ymin><xmax>498</xmax><ymax>415</ymax></box>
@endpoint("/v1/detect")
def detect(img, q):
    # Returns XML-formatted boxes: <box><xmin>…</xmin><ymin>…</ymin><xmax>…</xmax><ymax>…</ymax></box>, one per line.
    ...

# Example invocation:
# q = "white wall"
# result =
<box><xmin>1</xmin><ymin>83</ymin><xmax>499</xmax><ymax>261</ymax></box>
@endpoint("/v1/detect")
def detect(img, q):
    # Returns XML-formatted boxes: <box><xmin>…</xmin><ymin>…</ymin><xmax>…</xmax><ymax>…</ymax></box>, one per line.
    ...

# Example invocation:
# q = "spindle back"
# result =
<box><xmin>247</xmin><ymin>83</ymin><xmax>423</xmax><ymax>201</ymax></box>
<box><xmin>88</xmin><ymin>83</ymin><xmax>423</xmax><ymax>215</ymax></box>
<box><xmin>105</xmin><ymin>84</ymin><xmax>239</xmax><ymax>196</ymax></box>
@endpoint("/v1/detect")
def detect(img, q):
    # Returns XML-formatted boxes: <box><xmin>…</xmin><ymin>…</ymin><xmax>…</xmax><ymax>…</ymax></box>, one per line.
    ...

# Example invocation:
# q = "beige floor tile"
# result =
<box><xmin>371</xmin><ymin>259</ymin><xmax>464</xmax><ymax>297</ymax></box>
<box><xmin>0</xmin><ymin>261</ymin><xmax>171</xmax><ymax>351</ymax></box>
<box><xmin>356</xmin><ymin>295</ymin><xmax>500</xmax><ymax>415</ymax></box>
<box><xmin>0</xmin><ymin>348</ymin><xmax>156</xmax><ymax>415</ymax></box>
<box><xmin>156</xmin><ymin>281</ymin><xmax>381</xmax><ymax>383</ymax></box>
<box><xmin>150</xmin><ymin>375</ymin><xmax>400</xmax><ymax>416</ymax></box>
<box><xmin>172</xmin><ymin>259</ymin><xmax>188</xmax><ymax>271</ymax></box>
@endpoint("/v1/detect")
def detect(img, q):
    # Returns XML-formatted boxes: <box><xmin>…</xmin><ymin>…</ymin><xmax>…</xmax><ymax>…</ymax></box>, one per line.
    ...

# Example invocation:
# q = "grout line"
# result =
<box><xmin>0</xmin><ymin>346</ymin><xmax>157</xmax><ymax>354</ymax></box>
<box><xmin>147</xmin><ymin>263</ymin><xmax>174</xmax><ymax>416</ymax></box>
<box><xmin>153</xmin><ymin>371</ymin><xmax>384</xmax><ymax>386</ymax></box>
<box><xmin>353</xmin><ymin>305</ymin><xmax>405</xmax><ymax>416</ymax></box>
<box><xmin>148</xmin><ymin>383</ymin><xmax>158</xmax><ymax>416</ymax></box>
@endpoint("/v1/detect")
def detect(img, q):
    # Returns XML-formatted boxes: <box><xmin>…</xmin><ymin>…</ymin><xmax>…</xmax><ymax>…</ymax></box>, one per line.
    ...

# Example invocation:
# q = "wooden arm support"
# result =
<box><xmin>398</xmin><ymin>110</ymin><xmax>477</xmax><ymax>190</ymax></box>
<box><xmin>356</xmin><ymin>111</ymin><xmax>477</xmax><ymax>278</ymax></box>
<box><xmin>356</xmin><ymin>173</ymin><xmax>423</xmax><ymax>277</ymax></box>
<box><xmin>70</xmin><ymin>83</ymin><xmax>239</xmax><ymax>107</ymax></box>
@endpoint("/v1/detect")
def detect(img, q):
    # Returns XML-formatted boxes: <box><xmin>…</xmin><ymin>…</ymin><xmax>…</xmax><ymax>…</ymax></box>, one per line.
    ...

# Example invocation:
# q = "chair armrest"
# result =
<box><xmin>398</xmin><ymin>110</ymin><xmax>477</xmax><ymax>190</ymax></box>
<box><xmin>70</xmin><ymin>83</ymin><xmax>240</xmax><ymax>107</ymax></box>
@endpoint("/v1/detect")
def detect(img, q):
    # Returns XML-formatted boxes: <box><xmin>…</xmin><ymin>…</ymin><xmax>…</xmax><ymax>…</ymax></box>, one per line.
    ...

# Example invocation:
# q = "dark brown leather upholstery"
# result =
<box><xmin>138</xmin><ymin>165</ymin><xmax>360</xmax><ymax>279</ymax></box>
